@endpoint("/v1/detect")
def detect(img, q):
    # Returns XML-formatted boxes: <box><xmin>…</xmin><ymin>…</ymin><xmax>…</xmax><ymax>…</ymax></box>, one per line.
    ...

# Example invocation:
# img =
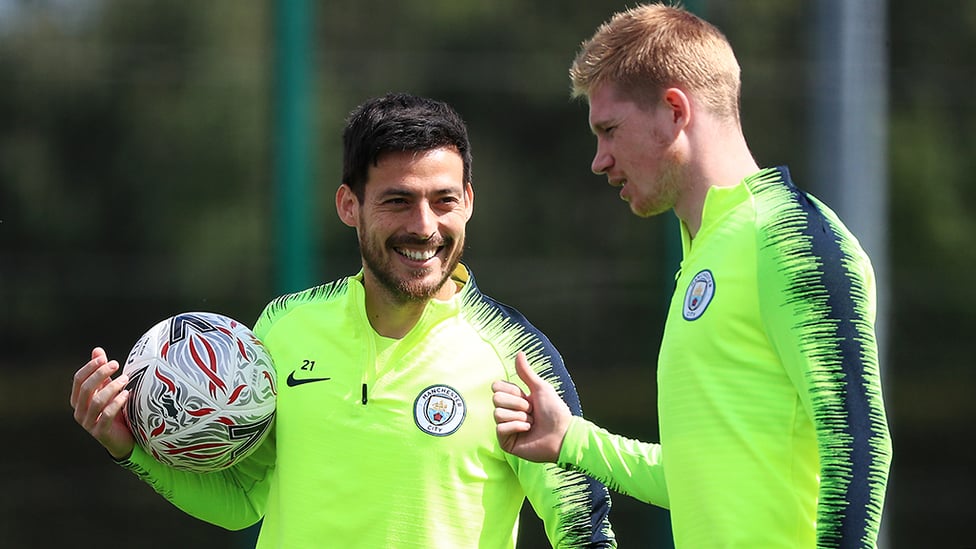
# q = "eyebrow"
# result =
<box><xmin>590</xmin><ymin>120</ymin><xmax>613</xmax><ymax>135</ymax></box>
<box><xmin>377</xmin><ymin>186</ymin><xmax>461</xmax><ymax>199</ymax></box>
<box><xmin>378</xmin><ymin>187</ymin><xmax>413</xmax><ymax>197</ymax></box>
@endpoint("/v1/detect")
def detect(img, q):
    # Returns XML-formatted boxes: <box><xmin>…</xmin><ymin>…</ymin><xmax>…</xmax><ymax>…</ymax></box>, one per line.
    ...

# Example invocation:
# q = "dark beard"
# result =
<box><xmin>360</xmin><ymin>234</ymin><xmax>464</xmax><ymax>304</ymax></box>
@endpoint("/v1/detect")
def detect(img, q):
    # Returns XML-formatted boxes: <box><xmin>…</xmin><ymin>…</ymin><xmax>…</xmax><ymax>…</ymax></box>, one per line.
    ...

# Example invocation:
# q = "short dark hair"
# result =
<box><xmin>341</xmin><ymin>92</ymin><xmax>473</xmax><ymax>200</ymax></box>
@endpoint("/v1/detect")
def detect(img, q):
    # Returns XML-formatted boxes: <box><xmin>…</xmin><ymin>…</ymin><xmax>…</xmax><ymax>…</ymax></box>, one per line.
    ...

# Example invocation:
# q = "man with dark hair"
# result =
<box><xmin>72</xmin><ymin>92</ymin><xmax>616</xmax><ymax>548</ymax></box>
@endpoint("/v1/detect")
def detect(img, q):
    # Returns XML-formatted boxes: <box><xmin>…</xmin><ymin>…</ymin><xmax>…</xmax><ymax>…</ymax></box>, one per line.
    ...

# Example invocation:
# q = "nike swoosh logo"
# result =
<box><xmin>286</xmin><ymin>371</ymin><xmax>332</xmax><ymax>387</ymax></box>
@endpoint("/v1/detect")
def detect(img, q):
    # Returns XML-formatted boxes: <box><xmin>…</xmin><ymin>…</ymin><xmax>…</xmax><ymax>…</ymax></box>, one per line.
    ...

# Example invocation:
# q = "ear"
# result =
<box><xmin>336</xmin><ymin>184</ymin><xmax>359</xmax><ymax>228</ymax></box>
<box><xmin>463</xmin><ymin>183</ymin><xmax>475</xmax><ymax>221</ymax></box>
<box><xmin>663</xmin><ymin>87</ymin><xmax>692</xmax><ymax>130</ymax></box>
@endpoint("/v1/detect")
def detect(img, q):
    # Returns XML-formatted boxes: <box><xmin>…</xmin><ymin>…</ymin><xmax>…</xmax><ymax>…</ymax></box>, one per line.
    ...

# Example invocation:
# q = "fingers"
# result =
<box><xmin>70</xmin><ymin>347</ymin><xmax>108</xmax><ymax>408</ymax></box>
<box><xmin>490</xmin><ymin>378</ymin><xmax>523</xmax><ymax>397</ymax></box>
<box><xmin>492</xmin><ymin>368</ymin><xmax>533</xmax><ymax>434</ymax></box>
<box><xmin>91</xmin><ymin>386</ymin><xmax>131</xmax><ymax>440</ymax></box>
<box><xmin>72</xmin><ymin>354</ymin><xmax>128</xmax><ymax>432</ymax></box>
<box><xmin>491</xmin><ymin>351</ymin><xmax>547</xmax><ymax>421</ymax></box>
<box><xmin>494</xmin><ymin>399</ymin><xmax>532</xmax><ymax>455</ymax></box>
<box><xmin>496</xmin><ymin>419</ymin><xmax>531</xmax><ymax>438</ymax></box>
<box><xmin>493</xmin><ymin>384</ymin><xmax>529</xmax><ymax>408</ymax></box>
<box><xmin>69</xmin><ymin>348</ymin><xmax>137</xmax><ymax>458</ymax></box>
<box><xmin>491</xmin><ymin>351</ymin><xmax>553</xmax><ymax>431</ymax></box>
<box><xmin>492</xmin><ymin>351</ymin><xmax>568</xmax><ymax>463</ymax></box>
<box><xmin>493</xmin><ymin>391</ymin><xmax>531</xmax><ymax>418</ymax></box>
<box><xmin>494</xmin><ymin>407</ymin><xmax>531</xmax><ymax>426</ymax></box>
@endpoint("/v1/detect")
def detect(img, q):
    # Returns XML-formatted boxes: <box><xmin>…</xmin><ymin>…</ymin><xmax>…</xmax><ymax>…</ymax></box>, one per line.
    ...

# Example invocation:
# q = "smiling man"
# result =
<box><xmin>337</xmin><ymin>140</ymin><xmax>472</xmax><ymax>338</ymax></box>
<box><xmin>70</xmin><ymin>92</ymin><xmax>615</xmax><ymax>548</ymax></box>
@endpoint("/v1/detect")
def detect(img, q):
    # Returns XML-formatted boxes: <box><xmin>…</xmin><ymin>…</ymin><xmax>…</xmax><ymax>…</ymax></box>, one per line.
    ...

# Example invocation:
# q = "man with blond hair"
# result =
<box><xmin>493</xmin><ymin>4</ymin><xmax>892</xmax><ymax>547</ymax></box>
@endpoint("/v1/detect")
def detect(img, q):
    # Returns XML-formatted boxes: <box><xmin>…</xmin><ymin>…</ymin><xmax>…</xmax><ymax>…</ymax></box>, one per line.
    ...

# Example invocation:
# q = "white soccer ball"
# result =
<box><xmin>122</xmin><ymin>312</ymin><xmax>276</xmax><ymax>472</ymax></box>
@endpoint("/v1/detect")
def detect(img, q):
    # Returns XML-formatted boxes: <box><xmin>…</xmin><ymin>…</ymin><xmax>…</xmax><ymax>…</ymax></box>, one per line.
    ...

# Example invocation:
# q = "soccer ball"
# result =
<box><xmin>122</xmin><ymin>312</ymin><xmax>277</xmax><ymax>472</ymax></box>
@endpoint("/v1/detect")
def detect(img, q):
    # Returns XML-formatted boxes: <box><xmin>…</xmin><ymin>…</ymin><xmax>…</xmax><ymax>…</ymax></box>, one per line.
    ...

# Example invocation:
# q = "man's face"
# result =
<box><xmin>587</xmin><ymin>82</ymin><xmax>685</xmax><ymax>218</ymax></box>
<box><xmin>338</xmin><ymin>147</ymin><xmax>473</xmax><ymax>304</ymax></box>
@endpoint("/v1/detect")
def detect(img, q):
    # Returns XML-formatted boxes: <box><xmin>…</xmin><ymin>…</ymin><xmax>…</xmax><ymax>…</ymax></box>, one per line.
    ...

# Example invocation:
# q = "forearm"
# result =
<box><xmin>814</xmin><ymin>372</ymin><xmax>892</xmax><ymax>547</ymax></box>
<box><xmin>557</xmin><ymin>417</ymin><xmax>669</xmax><ymax>507</ymax></box>
<box><xmin>118</xmin><ymin>443</ymin><xmax>272</xmax><ymax>530</ymax></box>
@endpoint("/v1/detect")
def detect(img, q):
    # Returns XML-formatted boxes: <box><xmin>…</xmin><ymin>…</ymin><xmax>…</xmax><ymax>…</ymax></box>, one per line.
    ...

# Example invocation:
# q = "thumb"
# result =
<box><xmin>514</xmin><ymin>351</ymin><xmax>547</xmax><ymax>392</ymax></box>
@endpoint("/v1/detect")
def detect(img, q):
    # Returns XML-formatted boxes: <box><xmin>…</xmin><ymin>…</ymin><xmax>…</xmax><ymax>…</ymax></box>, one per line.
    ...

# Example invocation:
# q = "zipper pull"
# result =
<box><xmin>362</xmin><ymin>383</ymin><xmax>368</xmax><ymax>405</ymax></box>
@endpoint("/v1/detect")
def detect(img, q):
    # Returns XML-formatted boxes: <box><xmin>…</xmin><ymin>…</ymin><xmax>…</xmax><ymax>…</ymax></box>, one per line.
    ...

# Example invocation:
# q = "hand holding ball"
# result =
<box><xmin>122</xmin><ymin>312</ymin><xmax>276</xmax><ymax>472</ymax></box>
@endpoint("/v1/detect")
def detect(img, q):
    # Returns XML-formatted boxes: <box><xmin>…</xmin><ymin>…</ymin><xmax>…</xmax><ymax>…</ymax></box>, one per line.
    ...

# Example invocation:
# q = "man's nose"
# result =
<box><xmin>406</xmin><ymin>202</ymin><xmax>438</xmax><ymax>237</ymax></box>
<box><xmin>591</xmin><ymin>145</ymin><xmax>612</xmax><ymax>175</ymax></box>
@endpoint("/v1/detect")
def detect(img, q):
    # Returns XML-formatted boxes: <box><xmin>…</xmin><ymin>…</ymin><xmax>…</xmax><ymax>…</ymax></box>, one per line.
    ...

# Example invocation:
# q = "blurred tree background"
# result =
<box><xmin>1</xmin><ymin>0</ymin><xmax>972</xmax><ymax>547</ymax></box>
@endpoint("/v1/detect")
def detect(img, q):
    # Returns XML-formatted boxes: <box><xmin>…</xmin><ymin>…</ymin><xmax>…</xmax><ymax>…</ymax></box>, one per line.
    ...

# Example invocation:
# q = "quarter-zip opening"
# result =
<box><xmin>352</xmin><ymin>270</ymin><xmax>464</xmax><ymax>408</ymax></box>
<box><xmin>362</xmin><ymin>328</ymin><xmax>402</xmax><ymax>406</ymax></box>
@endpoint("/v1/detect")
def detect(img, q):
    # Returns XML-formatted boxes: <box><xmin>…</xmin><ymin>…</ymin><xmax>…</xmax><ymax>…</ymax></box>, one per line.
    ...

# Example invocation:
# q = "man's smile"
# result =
<box><xmin>395</xmin><ymin>246</ymin><xmax>440</xmax><ymax>262</ymax></box>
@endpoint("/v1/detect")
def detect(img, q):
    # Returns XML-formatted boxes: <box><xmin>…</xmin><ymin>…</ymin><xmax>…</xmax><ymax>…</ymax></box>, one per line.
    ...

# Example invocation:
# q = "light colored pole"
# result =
<box><xmin>811</xmin><ymin>0</ymin><xmax>890</xmax><ymax>545</ymax></box>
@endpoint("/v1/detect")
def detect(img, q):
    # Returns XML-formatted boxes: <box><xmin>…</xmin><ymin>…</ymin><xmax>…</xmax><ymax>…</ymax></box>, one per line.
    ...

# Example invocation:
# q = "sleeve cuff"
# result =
<box><xmin>556</xmin><ymin>415</ymin><xmax>589</xmax><ymax>468</ymax></box>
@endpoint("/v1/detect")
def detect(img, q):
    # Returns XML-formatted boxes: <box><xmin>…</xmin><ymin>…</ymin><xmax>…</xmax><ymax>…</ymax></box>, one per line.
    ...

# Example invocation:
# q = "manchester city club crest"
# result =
<box><xmin>682</xmin><ymin>269</ymin><xmax>715</xmax><ymax>321</ymax></box>
<box><xmin>414</xmin><ymin>384</ymin><xmax>466</xmax><ymax>436</ymax></box>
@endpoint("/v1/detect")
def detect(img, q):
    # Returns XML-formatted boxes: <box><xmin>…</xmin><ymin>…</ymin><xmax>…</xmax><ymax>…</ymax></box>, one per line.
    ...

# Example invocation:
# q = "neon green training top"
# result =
<box><xmin>120</xmin><ymin>264</ymin><xmax>615</xmax><ymax>548</ymax></box>
<box><xmin>558</xmin><ymin>167</ymin><xmax>892</xmax><ymax>548</ymax></box>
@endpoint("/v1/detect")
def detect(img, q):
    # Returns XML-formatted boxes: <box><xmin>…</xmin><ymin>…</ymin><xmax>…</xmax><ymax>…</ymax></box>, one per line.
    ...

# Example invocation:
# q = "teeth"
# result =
<box><xmin>397</xmin><ymin>248</ymin><xmax>437</xmax><ymax>261</ymax></box>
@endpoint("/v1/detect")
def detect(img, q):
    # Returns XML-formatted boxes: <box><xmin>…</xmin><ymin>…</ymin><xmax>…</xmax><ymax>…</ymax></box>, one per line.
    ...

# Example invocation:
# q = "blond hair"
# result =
<box><xmin>570</xmin><ymin>3</ymin><xmax>742</xmax><ymax>122</ymax></box>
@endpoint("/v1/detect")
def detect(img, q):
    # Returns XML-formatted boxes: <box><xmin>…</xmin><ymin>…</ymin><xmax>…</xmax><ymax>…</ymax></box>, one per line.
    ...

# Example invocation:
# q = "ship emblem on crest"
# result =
<box><xmin>683</xmin><ymin>269</ymin><xmax>715</xmax><ymax>321</ymax></box>
<box><xmin>414</xmin><ymin>384</ymin><xmax>466</xmax><ymax>436</ymax></box>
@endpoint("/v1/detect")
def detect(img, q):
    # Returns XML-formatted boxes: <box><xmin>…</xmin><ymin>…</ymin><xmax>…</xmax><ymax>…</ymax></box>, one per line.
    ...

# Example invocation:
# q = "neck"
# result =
<box><xmin>362</xmin><ymin>277</ymin><xmax>457</xmax><ymax>339</ymax></box>
<box><xmin>676</xmin><ymin>124</ymin><xmax>759</xmax><ymax>239</ymax></box>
